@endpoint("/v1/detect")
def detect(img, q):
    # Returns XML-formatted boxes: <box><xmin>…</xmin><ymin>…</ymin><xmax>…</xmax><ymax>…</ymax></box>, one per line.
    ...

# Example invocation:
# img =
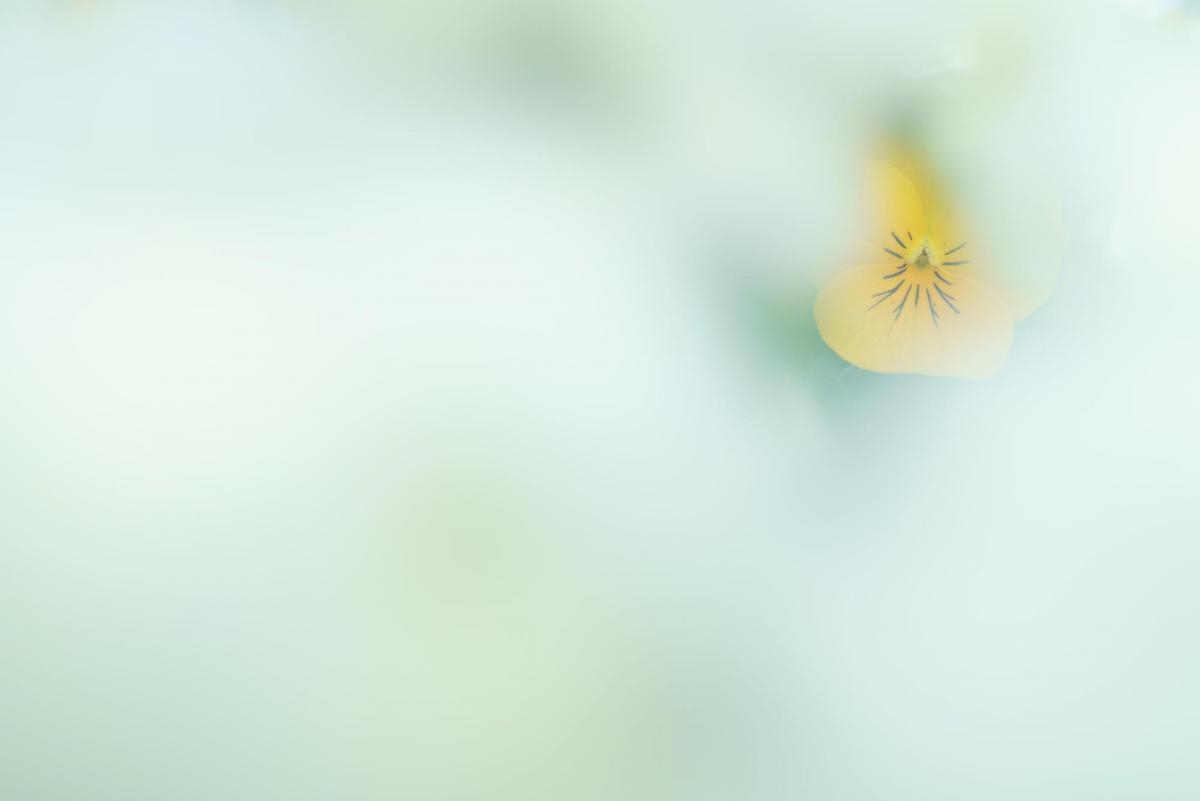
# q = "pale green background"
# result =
<box><xmin>2</xmin><ymin>1</ymin><xmax>1198</xmax><ymax>799</ymax></box>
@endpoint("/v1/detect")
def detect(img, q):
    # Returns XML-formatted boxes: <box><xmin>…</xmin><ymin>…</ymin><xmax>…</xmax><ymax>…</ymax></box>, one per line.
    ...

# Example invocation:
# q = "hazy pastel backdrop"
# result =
<box><xmin>3</xmin><ymin>1</ymin><xmax>1199</xmax><ymax>799</ymax></box>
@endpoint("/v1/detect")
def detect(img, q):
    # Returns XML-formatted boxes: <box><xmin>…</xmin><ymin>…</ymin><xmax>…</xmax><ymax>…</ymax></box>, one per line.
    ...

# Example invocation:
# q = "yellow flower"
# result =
<box><xmin>815</xmin><ymin>150</ymin><xmax>1032</xmax><ymax>379</ymax></box>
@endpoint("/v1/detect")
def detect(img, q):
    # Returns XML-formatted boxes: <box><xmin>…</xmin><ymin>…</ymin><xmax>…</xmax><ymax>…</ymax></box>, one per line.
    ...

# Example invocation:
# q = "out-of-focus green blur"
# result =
<box><xmin>2</xmin><ymin>1</ymin><xmax>1199</xmax><ymax>799</ymax></box>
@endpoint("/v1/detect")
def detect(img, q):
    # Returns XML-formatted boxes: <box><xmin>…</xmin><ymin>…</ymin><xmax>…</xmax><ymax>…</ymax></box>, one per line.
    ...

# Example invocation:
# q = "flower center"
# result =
<box><xmin>872</xmin><ymin>232</ymin><xmax>971</xmax><ymax>325</ymax></box>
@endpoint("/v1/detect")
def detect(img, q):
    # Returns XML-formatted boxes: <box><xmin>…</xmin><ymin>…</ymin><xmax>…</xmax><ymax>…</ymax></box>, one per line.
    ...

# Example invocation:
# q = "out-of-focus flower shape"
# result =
<box><xmin>814</xmin><ymin>144</ymin><xmax>1052</xmax><ymax>379</ymax></box>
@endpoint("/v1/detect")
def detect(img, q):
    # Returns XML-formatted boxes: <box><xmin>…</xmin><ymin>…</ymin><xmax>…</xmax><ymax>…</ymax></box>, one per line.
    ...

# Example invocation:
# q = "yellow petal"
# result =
<box><xmin>814</xmin><ymin>263</ymin><xmax>1015</xmax><ymax>379</ymax></box>
<box><xmin>847</xmin><ymin>162</ymin><xmax>928</xmax><ymax>265</ymax></box>
<box><xmin>876</xmin><ymin>146</ymin><xmax>963</xmax><ymax>245</ymax></box>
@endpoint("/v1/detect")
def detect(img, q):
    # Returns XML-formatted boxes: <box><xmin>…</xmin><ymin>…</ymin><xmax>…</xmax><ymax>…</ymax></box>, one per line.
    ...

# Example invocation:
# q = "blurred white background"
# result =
<box><xmin>2</xmin><ymin>1</ymin><xmax>1199</xmax><ymax>799</ymax></box>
